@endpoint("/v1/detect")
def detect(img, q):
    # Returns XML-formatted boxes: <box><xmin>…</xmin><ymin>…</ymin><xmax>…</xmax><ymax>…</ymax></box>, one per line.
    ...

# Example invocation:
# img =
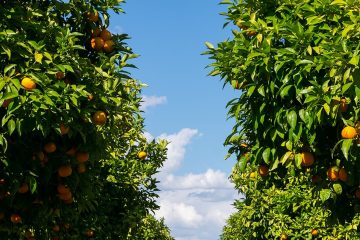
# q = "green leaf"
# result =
<box><xmin>295</xmin><ymin>153</ymin><xmax>302</xmax><ymax>168</ymax></box>
<box><xmin>262</xmin><ymin>148</ymin><xmax>271</xmax><ymax>164</ymax></box>
<box><xmin>287</xmin><ymin>110</ymin><xmax>297</xmax><ymax>129</ymax></box>
<box><xmin>320</xmin><ymin>189</ymin><xmax>331</xmax><ymax>202</ymax></box>
<box><xmin>349</xmin><ymin>55</ymin><xmax>359</xmax><ymax>66</ymax></box>
<box><xmin>205</xmin><ymin>42</ymin><xmax>214</xmax><ymax>49</ymax></box>
<box><xmin>7</xmin><ymin>119</ymin><xmax>15</xmax><ymax>135</ymax></box>
<box><xmin>4</xmin><ymin>64</ymin><xmax>16</xmax><ymax>75</ymax></box>
<box><xmin>323</xmin><ymin>103</ymin><xmax>330</xmax><ymax>115</ymax></box>
<box><xmin>29</xmin><ymin>177</ymin><xmax>37</xmax><ymax>194</ymax></box>
<box><xmin>333</xmin><ymin>183</ymin><xmax>342</xmax><ymax>195</ymax></box>
<box><xmin>280</xmin><ymin>85</ymin><xmax>293</xmax><ymax>98</ymax></box>
<box><xmin>237</xmin><ymin>156</ymin><xmax>247</xmax><ymax>172</ymax></box>
<box><xmin>35</xmin><ymin>52</ymin><xmax>43</xmax><ymax>63</ymax></box>
<box><xmin>341</xmin><ymin>139</ymin><xmax>352</xmax><ymax>160</ymax></box>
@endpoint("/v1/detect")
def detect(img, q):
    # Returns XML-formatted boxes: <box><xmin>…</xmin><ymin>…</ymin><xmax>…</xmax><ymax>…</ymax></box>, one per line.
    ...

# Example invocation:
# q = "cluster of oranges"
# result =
<box><xmin>87</xmin><ymin>11</ymin><xmax>115</xmax><ymax>53</ymax></box>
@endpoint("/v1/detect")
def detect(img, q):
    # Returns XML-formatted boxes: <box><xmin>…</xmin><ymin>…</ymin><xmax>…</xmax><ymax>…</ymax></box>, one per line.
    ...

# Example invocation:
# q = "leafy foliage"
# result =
<box><xmin>207</xmin><ymin>0</ymin><xmax>360</xmax><ymax>239</ymax></box>
<box><xmin>0</xmin><ymin>0</ymin><xmax>172</xmax><ymax>239</ymax></box>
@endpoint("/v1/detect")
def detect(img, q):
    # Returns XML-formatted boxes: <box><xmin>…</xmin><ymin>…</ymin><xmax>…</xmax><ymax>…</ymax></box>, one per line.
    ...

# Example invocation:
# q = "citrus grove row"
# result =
<box><xmin>206</xmin><ymin>0</ymin><xmax>359</xmax><ymax>239</ymax></box>
<box><xmin>0</xmin><ymin>0</ymin><xmax>173</xmax><ymax>239</ymax></box>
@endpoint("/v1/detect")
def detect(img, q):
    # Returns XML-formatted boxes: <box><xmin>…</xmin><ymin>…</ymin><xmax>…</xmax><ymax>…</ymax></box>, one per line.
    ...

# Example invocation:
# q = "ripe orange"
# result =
<box><xmin>76</xmin><ymin>152</ymin><xmax>89</xmax><ymax>163</ymax></box>
<box><xmin>90</xmin><ymin>37</ymin><xmax>105</xmax><ymax>51</ymax></box>
<box><xmin>311</xmin><ymin>229</ymin><xmax>318</xmax><ymax>236</ymax></box>
<box><xmin>66</xmin><ymin>146</ymin><xmax>77</xmax><ymax>156</ymax></box>
<box><xmin>59</xmin><ymin>191</ymin><xmax>72</xmax><ymax>201</ymax></box>
<box><xmin>258</xmin><ymin>165</ymin><xmax>269</xmax><ymax>177</ymax></box>
<box><xmin>92</xmin><ymin>111</ymin><xmax>107</xmax><ymax>125</ymax></box>
<box><xmin>86</xmin><ymin>11</ymin><xmax>99</xmax><ymax>22</ymax></box>
<box><xmin>18</xmin><ymin>183</ymin><xmax>29</xmax><ymax>194</ymax></box>
<box><xmin>21</xmin><ymin>77</ymin><xmax>36</xmax><ymax>90</ymax></box>
<box><xmin>341</xmin><ymin>126</ymin><xmax>357</xmax><ymax>139</ymax></box>
<box><xmin>77</xmin><ymin>163</ymin><xmax>86</xmax><ymax>174</ymax></box>
<box><xmin>58</xmin><ymin>165</ymin><xmax>72</xmax><ymax>178</ymax></box>
<box><xmin>88</xmin><ymin>94</ymin><xmax>94</xmax><ymax>101</ymax></box>
<box><xmin>339</xmin><ymin>97</ymin><xmax>348</xmax><ymax>112</ymax></box>
<box><xmin>57</xmin><ymin>184</ymin><xmax>70</xmax><ymax>194</ymax></box>
<box><xmin>10</xmin><ymin>214</ymin><xmax>21</xmax><ymax>224</ymax></box>
<box><xmin>55</xmin><ymin>71</ymin><xmax>65</xmax><ymax>80</ymax></box>
<box><xmin>249</xmin><ymin>172</ymin><xmax>257</xmax><ymax>178</ymax></box>
<box><xmin>138</xmin><ymin>151</ymin><xmax>147</xmax><ymax>160</ymax></box>
<box><xmin>301</xmin><ymin>152</ymin><xmax>314</xmax><ymax>167</ymax></box>
<box><xmin>240</xmin><ymin>143</ymin><xmax>248</xmax><ymax>148</ymax></box>
<box><xmin>103</xmin><ymin>40</ymin><xmax>115</xmax><ymax>53</ymax></box>
<box><xmin>100</xmin><ymin>29</ymin><xmax>112</xmax><ymax>41</ymax></box>
<box><xmin>85</xmin><ymin>229</ymin><xmax>94</xmax><ymax>237</ymax></box>
<box><xmin>2</xmin><ymin>99</ymin><xmax>12</xmax><ymax>108</ymax></box>
<box><xmin>44</xmin><ymin>142</ymin><xmax>57</xmax><ymax>153</ymax></box>
<box><xmin>52</xmin><ymin>225</ymin><xmax>60</xmax><ymax>232</ymax></box>
<box><xmin>36</xmin><ymin>151</ymin><xmax>45</xmax><ymax>161</ymax></box>
<box><xmin>64</xmin><ymin>197</ymin><xmax>73</xmax><ymax>204</ymax></box>
<box><xmin>356</xmin><ymin>189</ymin><xmax>360</xmax><ymax>199</ymax></box>
<box><xmin>327</xmin><ymin>166</ymin><xmax>339</xmax><ymax>181</ymax></box>
<box><xmin>338</xmin><ymin>168</ymin><xmax>348</xmax><ymax>182</ymax></box>
<box><xmin>91</xmin><ymin>27</ymin><xmax>101</xmax><ymax>37</ymax></box>
<box><xmin>60</xmin><ymin>124</ymin><xmax>69</xmax><ymax>135</ymax></box>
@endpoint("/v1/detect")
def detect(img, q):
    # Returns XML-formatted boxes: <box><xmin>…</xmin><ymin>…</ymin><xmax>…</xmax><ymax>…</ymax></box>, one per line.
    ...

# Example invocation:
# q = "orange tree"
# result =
<box><xmin>0</xmin><ymin>0</ymin><xmax>173</xmax><ymax>239</ymax></box>
<box><xmin>206</xmin><ymin>0</ymin><xmax>360</xmax><ymax>239</ymax></box>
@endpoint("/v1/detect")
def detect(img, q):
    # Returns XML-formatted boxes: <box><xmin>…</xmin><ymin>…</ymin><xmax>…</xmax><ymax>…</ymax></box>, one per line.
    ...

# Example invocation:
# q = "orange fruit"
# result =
<box><xmin>64</xmin><ymin>197</ymin><xmax>73</xmax><ymax>204</ymax></box>
<box><xmin>59</xmin><ymin>191</ymin><xmax>72</xmax><ymax>201</ymax></box>
<box><xmin>76</xmin><ymin>152</ymin><xmax>89</xmax><ymax>163</ymax></box>
<box><xmin>18</xmin><ymin>183</ymin><xmax>29</xmax><ymax>194</ymax></box>
<box><xmin>339</xmin><ymin>97</ymin><xmax>348</xmax><ymax>112</ymax></box>
<box><xmin>57</xmin><ymin>184</ymin><xmax>70</xmax><ymax>194</ymax></box>
<box><xmin>301</xmin><ymin>152</ymin><xmax>314</xmax><ymax>167</ymax></box>
<box><xmin>100</xmin><ymin>29</ymin><xmax>112</xmax><ymax>41</ymax></box>
<box><xmin>66</xmin><ymin>146</ymin><xmax>77</xmax><ymax>156</ymax></box>
<box><xmin>88</xmin><ymin>94</ymin><xmax>94</xmax><ymax>101</ymax></box>
<box><xmin>85</xmin><ymin>229</ymin><xmax>94</xmax><ymax>237</ymax></box>
<box><xmin>327</xmin><ymin>166</ymin><xmax>339</xmax><ymax>181</ymax></box>
<box><xmin>58</xmin><ymin>165</ymin><xmax>72</xmax><ymax>178</ymax></box>
<box><xmin>86</xmin><ymin>11</ymin><xmax>99</xmax><ymax>22</ymax></box>
<box><xmin>10</xmin><ymin>214</ymin><xmax>21</xmax><ymax>224</ymax></box>
<box><xmin>280</xmin><ymin>233</ymin><xmax>288</xmax><ymax>240</ymax></box>
<box><xmin>63</xmin><ymin>223</ymin><xmax>70</xmax><ymax>230</ymax></box>
<box><xmin>356</xmin><ymin>189</ymin><xmax>360</xmax><ymax>199</ymax></box>
<box><xmin>91</xmin><ymin>27</ymin><xmax>101</xmax><ymax>37</ymax></box>
<box><xmin>338</xmin><ymin>168</ymin><xmax>348</xmax><ymax>182</ymax></box>
<box><xmin>92</xmin><ymin>111</ymin><xmax>107</xmax><ymax>125</ymax></box>
<box><xmin>60</xmin><ymin>124</ymin><xmax>69</xmax><ymax>135</ymax></box>
<box><xmin>249</xmin><ymin>172</ymin><xmax>257</xmax><ymax>178</ymax></box>
<box><xmin>341</xmin><ymin>126</ymin><xmax>357</xmax><ymax>139</ymax></box>
<box><xmin>0</xmin><ymin>179</ymin><xmax>5</xmax><ymax>185</ymax></box>
<box><xmin>246</xmin><ymin>30</ymin><xmax>257</xmax><ymax>37</ymax></box>
<box><xmin>77</xmin><ymin>163</ymin><xmax>86</xmax><ymax>174</ymax></box>
<box><xmin>2</xmin><ymin>99</ymin><xmax>12</xmax><ymax>108</ymax></box>
<box><xmin>311</xmin><ymin>229</ymin><xmax>318</xmax><ymax>236</ymax></box>
<box><xmin>311</xmin><ymin>175</ymin><xmax>322</xmax><ymax>184</ymax></box>
<box><xmin>90</xmin><ymin>37</ymin><xmax>105</xmax><ymax>51</ymax></box>
<box><xmin>21</xmin><ymin>77</ymin><xmax>36</xmax><ymax>90</ymax></box>
<box><xmin>55</xmin><ymin>71</ymin><xmax>65</xmax><ymax>80</ymax></box>
<box><xmin>240</xmin><ymin>143</ymin><xmax>248</xmax><ymax>148</ymax></box>
<box><xmin>36</xmin><ymin>151</ymin><xmax>45</xmax><ymax>161</ymax></box>
<box><xmin>52</xmin><ymin>225</ymin><xmax>60</xmax><ymax>232</ymax></box>
<box><xmin>44</xmin><ymin>142</ymin><xmax>57</xmax><ymax>153</ymax></box>
<box><xmin>103</xmin><ymin>40</ymin><xmax>115</xmax><ymax>53</ymax></box>
<box><xmin>258</xmin><ymin>165</ymin><xmax>269</xmax><ymax>177</ymax></box>
<box><xmin>138</xmin><ymin>151</ymin><xmax>147</xmax><ymax>160</ymax></box>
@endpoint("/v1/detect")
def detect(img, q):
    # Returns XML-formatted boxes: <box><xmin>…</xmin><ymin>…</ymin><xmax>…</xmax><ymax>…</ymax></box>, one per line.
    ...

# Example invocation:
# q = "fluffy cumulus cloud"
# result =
<box><xmin>157</xmin><ymin>128</ymin><xmax>199</xmax><ymax>174</ymax></box>
<box><xmin>155</xmin><ymin>170</ymin><xmax>238</xmax><ymax>239</ymax></box>
<box><xmin>151</xmin><ymin>128</ymin><xmax>238</xmax><ymax>240</ymax></box>
<box><xmin>140</xmin><ymin>95</ymin><xmax>167</xmax><ymax>111</ymax></box>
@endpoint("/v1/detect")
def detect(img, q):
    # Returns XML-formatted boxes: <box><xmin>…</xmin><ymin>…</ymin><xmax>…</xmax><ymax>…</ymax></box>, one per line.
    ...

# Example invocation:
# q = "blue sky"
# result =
<box><xmin>111</xmin><ymin>1</ymin><xmax>240</xmax><ymax>239</ymax></box>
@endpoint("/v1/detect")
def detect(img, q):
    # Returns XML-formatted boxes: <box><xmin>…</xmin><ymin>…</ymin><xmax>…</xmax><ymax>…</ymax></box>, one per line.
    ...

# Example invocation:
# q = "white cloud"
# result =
<box><xmin>157</xmin><ymin>128</ymin><xmax>199</xmax><ymax>174</ymax></box>
<box><xmin>140</xmin><ymin>95</ymin><xmax>167</xmax><ymax>111</ymax></box>
<box><xmin>161</xmin><ymin>169</ymin><xmax>233</xmax><ymax>190</ymax></box>
<box><xmin>149</xmin><ymin>129</ymin><xmax>238</xmax><ymax>239</ymax></box>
